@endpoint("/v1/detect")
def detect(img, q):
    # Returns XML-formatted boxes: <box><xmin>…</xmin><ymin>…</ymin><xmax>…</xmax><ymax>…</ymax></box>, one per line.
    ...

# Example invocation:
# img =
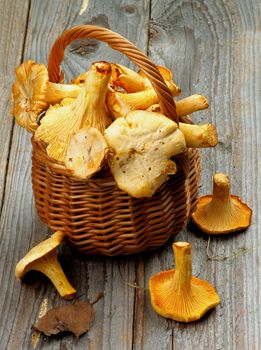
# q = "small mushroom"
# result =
<box><xmin>192</xmin><ymin>173</ymin><xmax>252</xmax><ymax>234</ymax></box>
<box><xmin>104</xmin><ymin>110</ymin><xmax>185</xmax><ymax>198</ymax></box>
<box><xmin>65</xmin><ymin>127</ymin><xmax>108</xmax><ymax>179</ymax></box>
<box><xmin>34</xmin><ymin>61</ymin><xmax>112</xmax><ymax>162</ymax></box>
<box><xmin>15</xmin><ymin>231</ymin><xmax>76</xmax><ymax>299</ymax></box>
<box><xmin>106</xmin><ymin>88</ymin><xmax>162</xmax><ymax>118</ymax></box>
<box><xmin>149</xmin><ymin>242</ymin><xmax>220</xmax><ymax>322</ymax></box>
<box><xmin>178</xmin><ymin>122</ymin><xmax>218</xmax><ymax>148</ymax></box>
<box><xmin>110</xmin><ymin>63</ymin><xmax>181</xmax><ymax>95</ymax></box>
<box><xmin>146</xmin><ymin>94</ymin><xmax>209</xmax><ymax>117</ymax></box>
<box><xmin>12</xmin><ymin>60</ymin><xmax>81</xmax><ymax>132</ymax></box>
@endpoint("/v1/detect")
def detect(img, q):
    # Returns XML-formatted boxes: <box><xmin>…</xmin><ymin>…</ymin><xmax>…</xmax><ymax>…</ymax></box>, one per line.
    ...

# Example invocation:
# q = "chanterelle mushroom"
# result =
<box><xmin>111</xmin><ymin>63</ymin><xmax>181</xmax><ymax>95</ymax></box>
<box><xmin>15</xmin><ymin>231</ymin><xmax>76</xmax><ymax>300</ymax></box>
<box><xmin>146</xmin><ymin>94</ymin><xmax>209</xmax><ymax>117</ymax></box>
<box><xmin>34</xmin><ymin>61</ymin><xmax>112</xmax><ymax>162</ymax></box>
<box><xmin>192</xmin><ymin>173</ymin><xmax>252</xmax><ymax>234</ymax></box>
<box><xmin>104</xmin><ymin>110</ymin><xmax>186</xmax><ymax>198</ymax></box>
<box><xmin>149</xmin><ymin>242</ymin><xmax>220</xmax><ymax>322</ymax></box>
<box><xmin>65</xmin><ymin>127</ymin><xmax>108</xmax><ymax>179</ymax></box>
<box><xmin>12</xmin><ymin>60</ymin><xmax>81</xmax><ymax>132</ymax></box>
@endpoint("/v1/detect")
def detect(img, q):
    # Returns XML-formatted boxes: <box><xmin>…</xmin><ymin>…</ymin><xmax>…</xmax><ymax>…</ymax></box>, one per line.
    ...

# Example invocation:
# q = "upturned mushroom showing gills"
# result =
<box><xmin>12</xmin><ymin>60</ymin><xmax>81</xmax><ymax>132</ymax></box>
<box><xmin>192</xmin><ymin>173</ymin><xmax>252</xmax><ymax>234</ymax></box>
<box><xmin>149</xmin><ymin>242</ymin><xmax>220</xmax><ymax>322</ymax></box>
<box><xmin>34</xmin><ymin>61</ymin><xmax>112</xmax><ymax>162</ymax></box>
<box><xmin>65</xmin><ymin>127</ymin><xmax>108</xmax><ymax>180</ymax></box>
<box><xmin>104</xmin><ymin>110</ymin><xmax>185</xmax><ymax>198</ymax></box>
<box><xmin>15</xmin><ymin>231</ymin><xmax>76</xmax><ymax>300</ymax></box>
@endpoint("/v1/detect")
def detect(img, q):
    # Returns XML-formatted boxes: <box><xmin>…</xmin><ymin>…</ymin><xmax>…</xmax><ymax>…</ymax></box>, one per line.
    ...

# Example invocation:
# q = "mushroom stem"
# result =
<box><xmin>110</xmin><ymin>64</ymin><xmax>181</xmax><ymax>96</ymax></box>
<box><xmin>46</xmin><ymin>83</ymin><xmax>81</xmax><ymax>104</ymax></box>
<box><xmin>176</xmin><ymin>95</ymin><xmax>208</xmax><ymax>116</ymax></box>
<box><xmin>212</xmin><ymin>173</ymin><xmax>231</xmax><ymax>203</ymax></box>
<box><xmin>146</xmin><ymin>95</ymin><xmax>208</xmax><ymax>117</ymax></box>
<box><xmin>82</xmin><ymin>61</ymin><xmax>112</xmax><ymax>131</ymax></box>
<box><xmin>111</xmin><ymin>64</ymin><xmax>146</xmax><ymax>92</ymax></box>
<box><xmin>171</xmin><ymin>242</ymin><xmax>192</xmax><ymax>293</ymax></box>
<box><xmin>178</xmin><ymin>123</ymin><xmax>218</xmax><ymax>148</ymax></box>
<box><xmin>32</xmin><ymin>253</ymin><xmax>76</xmax><ymax>300</ymax></box>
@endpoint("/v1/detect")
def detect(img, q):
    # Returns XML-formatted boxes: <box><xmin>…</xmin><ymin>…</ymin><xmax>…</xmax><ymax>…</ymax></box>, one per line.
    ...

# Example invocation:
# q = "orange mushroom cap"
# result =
<box><xmin>15</xmin><ymin>231</ymin><xmax>76</xmax><ymax>300</ymax></box>
<box><xmin>12</xmin><ymin>60</ymin><xmax>81</xmax><ymax>133</ymax></box>
<box><xmin>192</xmin><ymin>173</ymin><xmax>252</xmax><ymax>234</ymax></box>
<box><xmin>149</xmin><ymin>242</ymin><xmax>220</xmax><ymax>322</ymax></box>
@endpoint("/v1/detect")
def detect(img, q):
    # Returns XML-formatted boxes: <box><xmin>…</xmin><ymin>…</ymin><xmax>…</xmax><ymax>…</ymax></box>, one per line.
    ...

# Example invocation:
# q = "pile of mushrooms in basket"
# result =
<box><xmin>13</xmin><ymin>57</ymin><xmax>252</xmax><ymax>328</ymax></box>
<box><xmin>13</xmin><ymin>60</ymin><xmax>217</xmax><ymax>197</ymax></box>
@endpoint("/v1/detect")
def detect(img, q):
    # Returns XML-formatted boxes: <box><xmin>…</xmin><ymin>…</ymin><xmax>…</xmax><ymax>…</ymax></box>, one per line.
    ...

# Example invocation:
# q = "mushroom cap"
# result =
<box><xmin>192</xmin><ymin>194</ymin><xmax>252</xmax><ymax>234</ymax></box>
<box><xmin>65</xmin><ymin>127</ymin><xmax>108</xmax><ymax>179</ymax></box>
<box><xmin>15</xmin><ymin>231</ymin><xmax>64</xmax><ymax>279</ymax></box>
<box><xmin>149</xmin><ymin>268</ymin><xmax>220</xmax><ymax>322</ymax></box>
<box><xmin>12</xmin><ymin>60</ymin><xmax>49</xmax><ymax>132</ymax></box>
<box><xmin>35</xmin><ymin>61</ymin><xmax>111</xmax><ymax>162</ymax></box>
<box><xmin>104</xmin><ymin>110</ymin><xmax>185</xmax><ymax>198</ymax></box>
<box><xmin>192</xmin><ymin>173</ymin><xmax>252</xmax><ymax>234</ymax></box>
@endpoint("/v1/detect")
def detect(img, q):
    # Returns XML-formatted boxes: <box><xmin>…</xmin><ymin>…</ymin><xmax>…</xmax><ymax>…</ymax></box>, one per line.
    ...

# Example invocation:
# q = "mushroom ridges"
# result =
<box><xmin>192</xmin><ymin>173</ymin><xmax>252</xmax><ymax>234</ymax></box>
<box><xmin>149</xmin><ymin>242</ymin><xmax>220</xmax><ymax>322</ymax></box>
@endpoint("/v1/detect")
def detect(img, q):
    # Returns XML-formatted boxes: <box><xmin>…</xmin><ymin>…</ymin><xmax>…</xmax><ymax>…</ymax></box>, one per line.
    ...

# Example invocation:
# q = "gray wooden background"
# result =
<box><xmin>0</xmin><ymin>0</ymin><xmax>260</xmax><ymax>349</ymax></box>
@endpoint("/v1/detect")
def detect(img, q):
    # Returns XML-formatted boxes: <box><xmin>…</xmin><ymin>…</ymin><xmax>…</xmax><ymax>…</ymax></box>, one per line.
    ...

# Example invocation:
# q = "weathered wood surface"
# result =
<box><xmin>0</xmin><ymin>0</ymin><xmax>260</xmax><ymax>349</ymax></box>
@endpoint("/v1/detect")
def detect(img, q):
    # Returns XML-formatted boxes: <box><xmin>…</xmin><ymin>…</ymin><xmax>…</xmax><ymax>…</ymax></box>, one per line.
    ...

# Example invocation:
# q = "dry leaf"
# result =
<box><xmin>33</xmin><ymin>302</ymin><xmax>93</xmax><ymax>338</ymax></box>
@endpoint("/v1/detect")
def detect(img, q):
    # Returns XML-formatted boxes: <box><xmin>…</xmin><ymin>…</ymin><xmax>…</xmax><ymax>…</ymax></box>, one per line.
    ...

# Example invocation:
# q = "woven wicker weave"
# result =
<box><xmin>32</xmin><ymin>25</ymin><xmax>201</xmax><ymax>256</ymax></box>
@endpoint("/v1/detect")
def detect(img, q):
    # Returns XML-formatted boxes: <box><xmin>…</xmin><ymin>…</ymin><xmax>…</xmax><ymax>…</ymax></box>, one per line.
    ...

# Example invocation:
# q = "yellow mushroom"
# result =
<box><xmin>107</xmin><ymin>92</ymin><xmax>208</xmax><ymax>120</ymax></box>
<box><xmin>106</xmin><ymin>88</ymin><xmax>158</xmax><ymax>118</ymax></box>
<box><xmin>178</xmin><ymin>122</ymin><xmax>218</xmax><ymax>148</ymax></box>
<box><xmin>12</xmin><ymin>60</ymin><xmax>81</xmax><ymax>132</ymax></box>
<box><xmin>110</xmin><ymin>64</ymin><xmax>181</xmax><ymax>95</ymax></box>
<box><xmin>104</xmin><ymin>110</ymin><xmax>185</xmax><ymax>198</ymax></box>
<box><xmin>65</xmin><ymin>127</ymin><xmax>108</xmax><ymax>180</ymax></box>
<box><xmin>146</xmin><ymin>94</ymin><xmax>209</xmax><ymax>117</ymax></box>
<box><xmin>149</xmin><ymin>242</ymin><xmax>220</xmax><ymax>322</ymax></box>
<box><xmin>145</xmin><ymin>100</ymin><xmax>217</xmax><ymax>148</ymax></box>
<box><xmin>34</xmin><ymin>61</ymin><xmax>112</xmax><ymax>163</ymax></box>
<box><xmin>15</xmin><ymin>231</ymin><xmax>76</xmax><ymax>300</ymax></box>
<box><xmin>192</xmin><ymin>173</ymin><xmax>252</xmax><ymax>234</ymax></box>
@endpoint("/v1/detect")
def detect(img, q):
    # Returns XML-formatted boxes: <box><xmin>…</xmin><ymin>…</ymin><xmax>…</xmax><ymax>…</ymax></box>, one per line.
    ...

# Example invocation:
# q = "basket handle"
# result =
<box><xmin>48</xmin><ymin>25</ymin><xmax>178</xmax><ymax>123</ymax></box>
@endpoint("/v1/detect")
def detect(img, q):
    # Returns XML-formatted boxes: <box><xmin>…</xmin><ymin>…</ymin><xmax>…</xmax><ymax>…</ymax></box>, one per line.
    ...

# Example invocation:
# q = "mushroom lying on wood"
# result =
<box><xmin>104</xmin><ymin>110</ymin><xmax>185</xmax><ymax>198</ymax></box>
<box><xmin>65</xmin><ymin>127</ymin><xmax>108</xmax><ymax>180</ymax></box>
<box><xmin>149</xmin><ymin>242</ymin><xmax>220</xmax><ymax>322</ymax></box>
<box><xmin>192</xmin><ymin>173</ymin><xmax>252</xmax><ymax>234</ymax></box>
<box><xmin>12</xmin><ymin>60</ymin><xmax>81</xmax><ymax>132</ymax></box>
<box><xmin>34</xmin><ymin>61</ymin><xmax>112</xmax><ymax>162</ymax></box>
<box><xmin>15</xmin><ymin>231</ymin><xmax>76</xmax><ymax>300</ymax></box>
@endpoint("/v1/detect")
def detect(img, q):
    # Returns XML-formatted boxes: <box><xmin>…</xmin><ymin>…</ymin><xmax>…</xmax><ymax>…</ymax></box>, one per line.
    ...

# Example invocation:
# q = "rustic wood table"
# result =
<box><xmin>0</xmin><ymin>0</ymin><xmax>259</xmax><ymax>349</ymax></box>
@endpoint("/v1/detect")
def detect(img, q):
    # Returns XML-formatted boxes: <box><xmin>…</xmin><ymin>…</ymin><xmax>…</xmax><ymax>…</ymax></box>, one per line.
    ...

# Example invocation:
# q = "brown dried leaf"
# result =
<box><xmin>33</xmin><ymin>302</ymin><xmax>93</xmax><ymax>338</ymax></box>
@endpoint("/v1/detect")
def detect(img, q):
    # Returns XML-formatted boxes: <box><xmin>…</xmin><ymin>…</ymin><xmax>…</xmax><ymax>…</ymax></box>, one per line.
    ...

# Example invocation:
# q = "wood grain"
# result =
<box><xmin>131</xmin><ymin>0</ymin><xmax>260</xmax><ymax>349</ymax></box>
<box><xmin>0</xmin><ymin>0</ymin><xmax>149</xmax><ymax>349</ymax></box>
<box><xmin>0</xmin><ymin>0</ymin><xmax>30</xmax><ymax>210</ymax></box>
<box><xmin>0</xmin><ymin>0</ymin><xmax>260</xmax><ymax>349</ymax></box>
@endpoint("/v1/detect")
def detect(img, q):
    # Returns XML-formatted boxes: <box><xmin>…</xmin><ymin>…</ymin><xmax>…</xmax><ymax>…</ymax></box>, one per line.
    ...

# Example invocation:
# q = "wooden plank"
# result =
<box><xmin>0</xmin><ymin>0</ymin><xmax>30</xmax><ymax>209</ymax></box>
<box><xmin>0</xmin><ymin>0</ymin><xmax>150</xmax><ymax>349</ymax></box>
<box><xmin>131</xmin><ymin>0</ymin><xmax>261</xmax><ymax>349</ymax></box>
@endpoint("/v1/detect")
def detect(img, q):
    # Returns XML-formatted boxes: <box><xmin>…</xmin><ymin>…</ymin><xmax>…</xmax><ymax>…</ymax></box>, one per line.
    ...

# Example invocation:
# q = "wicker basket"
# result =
<box><xmin>32</xmin><ymin>25</ymin><xmax>201</xmax><ymax>256</ymax></box>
